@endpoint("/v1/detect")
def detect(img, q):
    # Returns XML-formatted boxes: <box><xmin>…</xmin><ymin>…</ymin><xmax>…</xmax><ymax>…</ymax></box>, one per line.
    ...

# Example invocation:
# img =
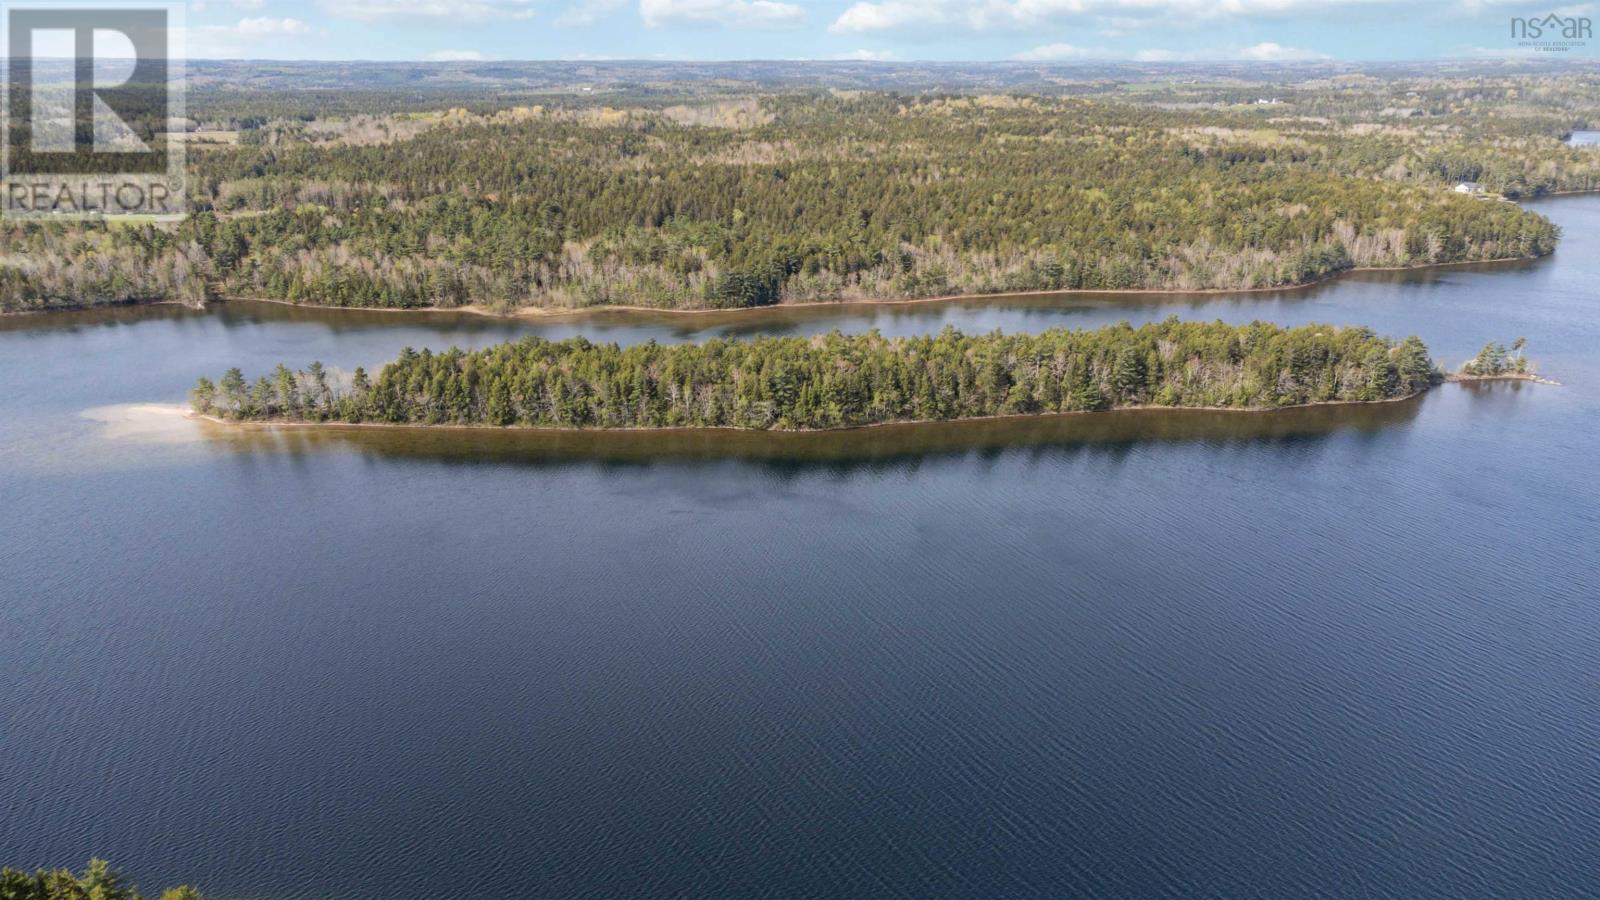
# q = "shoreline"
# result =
<box><xmin>219</xmin><ymin>253</ymin><xmax>1548</xmax><ymax>321</ymax></box>
<box><xmin>0</xmin><ymin>298</ymin><xmax>205</xmax><ymax>319</ymax></box>
<box><xmin>188</xmin><ymin>388</ymin><xmax>1433</xmax><ymax>436</ymax></box>
<box><xmin>1444</xmin><ymin>372</ymin><xmax>1561</xmax><ymax>386</ymax></box>
<box><xmin>2</xmin><ymin>253</ymin><xmax>1549</xmax><ymax>321</ymax></box>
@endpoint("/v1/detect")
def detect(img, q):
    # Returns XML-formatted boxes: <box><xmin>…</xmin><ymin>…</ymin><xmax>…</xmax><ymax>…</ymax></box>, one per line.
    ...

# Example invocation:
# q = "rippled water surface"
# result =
<box><xmin>3</xmin><ymin>198</ymin><xmax>1599</xmax><ymax>898</ymax></box>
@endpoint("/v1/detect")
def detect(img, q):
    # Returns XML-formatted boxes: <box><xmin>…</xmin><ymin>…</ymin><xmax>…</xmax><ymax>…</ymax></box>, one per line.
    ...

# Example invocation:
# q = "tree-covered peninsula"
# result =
<box><xmin>4</xmin><ymin>69</ymin><xmax>1583</xmax><ymax>313</ymax></box>
<box><xmin>192</xmin><ymin>320</ymin><xmax>1437</xmax><ymax>431</ymax></box>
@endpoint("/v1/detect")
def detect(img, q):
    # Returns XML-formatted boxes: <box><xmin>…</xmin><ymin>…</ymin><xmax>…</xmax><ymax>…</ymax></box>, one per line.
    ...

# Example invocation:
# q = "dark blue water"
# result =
<box><xmin>3</xmin><ymin>198</ymin><xmax>1599</xmax><ymax>899</ymax></box>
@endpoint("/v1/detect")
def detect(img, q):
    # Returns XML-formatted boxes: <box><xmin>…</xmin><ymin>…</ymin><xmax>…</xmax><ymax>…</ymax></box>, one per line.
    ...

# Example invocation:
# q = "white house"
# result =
<box><xmin>1455</xmin><ymin>182</ymin><xmax>1484</xmax><ymax>195</ymax></box>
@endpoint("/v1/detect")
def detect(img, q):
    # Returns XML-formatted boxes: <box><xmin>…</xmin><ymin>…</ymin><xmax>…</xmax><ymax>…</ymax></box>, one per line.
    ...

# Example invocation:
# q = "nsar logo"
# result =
<box><xmin>1510</xmin><ymin>13</ymin><xmax>1592</xmax><ymax>51</ymax></box>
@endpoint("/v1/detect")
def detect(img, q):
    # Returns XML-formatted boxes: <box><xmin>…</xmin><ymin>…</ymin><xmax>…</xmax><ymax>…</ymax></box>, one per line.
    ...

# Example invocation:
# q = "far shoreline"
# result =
<box><xmin>217</xmin><ymin>253</ymin><xmax>1551</xmax><ymax>321</ymax></box>
<box><xmin>0</xmin><ymin>251</ymin><xmax>1554</xmax><ymax>321</ymax></box>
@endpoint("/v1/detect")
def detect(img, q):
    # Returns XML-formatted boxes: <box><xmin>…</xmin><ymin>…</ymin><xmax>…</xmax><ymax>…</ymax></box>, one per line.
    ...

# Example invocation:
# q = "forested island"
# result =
<box><xmin>191</xmin><ymin>320</ymin><xmax>1437</xmax><ymax>431</ymax></box>
<box><xmin>6</xmin><ymin>62</ymin><xmax>1599</xmax><ymax>314</ymax></box>
<box><xmin>1451</xmin><ymin>338</ymin><xmax>1554</xmax><ymax>383</ymax></box>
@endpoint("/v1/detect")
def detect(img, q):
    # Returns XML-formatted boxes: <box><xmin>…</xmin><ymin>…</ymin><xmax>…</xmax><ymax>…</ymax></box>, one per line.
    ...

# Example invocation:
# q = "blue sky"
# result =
<box><xmin>183</xmin><ymin>0</ymin><xmax>1600</xmax><ymax>61</ymax></box>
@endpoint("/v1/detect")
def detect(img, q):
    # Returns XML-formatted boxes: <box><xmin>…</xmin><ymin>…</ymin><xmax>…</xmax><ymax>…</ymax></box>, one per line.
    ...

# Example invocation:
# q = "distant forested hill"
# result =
<box><xmin>8</xmin><ymin>66</ymin><xmax>1599</xmax><ymax>313</ymax></box>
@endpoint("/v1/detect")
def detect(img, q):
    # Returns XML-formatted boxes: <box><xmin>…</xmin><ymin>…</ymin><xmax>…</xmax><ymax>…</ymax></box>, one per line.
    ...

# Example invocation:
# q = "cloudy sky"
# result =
<box><xmin>182</xmin><ymin>0</ymin><xmax>1598</xmax><ymax>61</ymax></box>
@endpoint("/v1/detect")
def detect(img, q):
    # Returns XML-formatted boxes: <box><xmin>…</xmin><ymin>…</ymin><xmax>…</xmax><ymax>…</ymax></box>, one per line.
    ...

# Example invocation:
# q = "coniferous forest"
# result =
<box><xmin>193</xmin><ymin>320</ymin><xmax>1437</xmax><ymax>430</ymax></box>
<box><xmin>7</xmin><ymin>63</ymin><xmax>1598</xmax><ymax>313</ymax></box>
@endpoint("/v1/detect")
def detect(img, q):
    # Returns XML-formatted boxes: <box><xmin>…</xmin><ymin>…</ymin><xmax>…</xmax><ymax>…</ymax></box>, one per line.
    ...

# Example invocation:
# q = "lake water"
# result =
<box><xmin>3</xmin><ymin>197</ymin><xmax>1599</xmax><ymax>899</ymax></box>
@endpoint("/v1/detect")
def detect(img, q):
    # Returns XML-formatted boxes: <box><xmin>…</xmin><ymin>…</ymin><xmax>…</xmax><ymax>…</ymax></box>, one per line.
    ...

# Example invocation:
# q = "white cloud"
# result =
<box><xmin>427</xmin><ymin>49</ymin><xmax>487</xmax><ymax>60</ymax></box>
<box><xmin>1015</xmin><ymin>42</ymin><xmax>1101</xmax><ymax>59</ymax></box>
<box><xmin>1134</xmin><ymin>42</ymin><xmax>1330</xmax><ymax>60</ymax></box>
<box><xmin>832</xmin><ymin>0</ymin><xmax>1389</xmax><ymax>34</ymax></box>
<box><xmin>830</xmin><ymin>1</ymin><xmax>939</xmax><ymax>32</ymax></box>
<box><xmin>235</xmin><ymin>16</ymin><xmax>312</xmax><ymax>34</ymax></box>
<box><xmin>1236</xmin><ymin>40</ymin><xmax>1328</xmax><ymax>59</ymax></box>
<box><xmin>188</xmin><ymin>17</ymin><xmax>312</xmax><ymax>57</ymax></box>
<box><xmin>834</xmin><ymin>48</ymin><xmax>897</xmax><ymax>59</ymax></box>
<box><xmin>640</xmin><ymin>0</ymin><xmax>806</xmax><ymax>29</ymax></box>
<box><xmin>316</xmin><ymin>0</ymin><xmax>535</xmax><ymax>22</ymax></box>
<box><xmin>556</xmin><ymin>0</ymin><xmax>630</xmax><ymax>25</ymax></box>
